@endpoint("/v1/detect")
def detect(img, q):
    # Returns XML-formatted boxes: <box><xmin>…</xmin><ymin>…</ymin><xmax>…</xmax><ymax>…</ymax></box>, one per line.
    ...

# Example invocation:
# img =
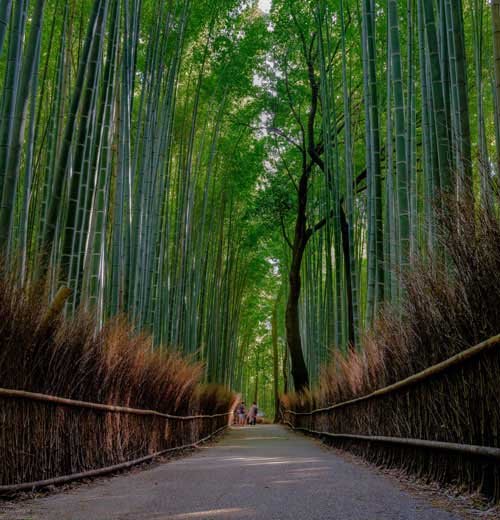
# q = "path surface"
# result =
<box><xmin>1</xmin><ymin>425</ymin><xmax>463</xmax><ymax>520</ymax></box>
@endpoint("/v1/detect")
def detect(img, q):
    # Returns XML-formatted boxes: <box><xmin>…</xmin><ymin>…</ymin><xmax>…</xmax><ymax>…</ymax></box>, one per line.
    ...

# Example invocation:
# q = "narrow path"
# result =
<box><xmin>2</xmin><ymin>425</ymin><xmax>462</xmax><ymax>520</ymax></box>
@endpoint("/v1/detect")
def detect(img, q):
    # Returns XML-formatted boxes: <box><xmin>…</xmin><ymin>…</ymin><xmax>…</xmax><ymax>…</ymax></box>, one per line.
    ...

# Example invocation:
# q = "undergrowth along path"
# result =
<box><xmin>0</xmin><ymin>425</ymin><xmax>464</xmax><ymax>520</ymax></box>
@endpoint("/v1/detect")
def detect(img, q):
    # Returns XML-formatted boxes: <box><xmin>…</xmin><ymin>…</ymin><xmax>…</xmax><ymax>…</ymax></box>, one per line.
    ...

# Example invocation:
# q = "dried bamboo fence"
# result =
<box><xmin>0</xmin><ymin>388</ymin><xmax>233</xmax><ymax>494</ymax></box>
<box><xmin>282</xmin><ymin>334</ymin><xmax>500</xmax><ymax>501</ymax></box>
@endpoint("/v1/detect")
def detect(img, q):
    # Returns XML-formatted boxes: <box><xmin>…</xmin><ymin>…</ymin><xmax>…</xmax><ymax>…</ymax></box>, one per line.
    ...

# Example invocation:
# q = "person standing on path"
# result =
<box><xmin>237</xmin><ymin>402</ymin><xmax>246</xmax><ymax>425</ymax></box>
<box><xmin>248</xmin><ymin>402</ymin><xmax>258</xmax><ymax>425</ymax></box>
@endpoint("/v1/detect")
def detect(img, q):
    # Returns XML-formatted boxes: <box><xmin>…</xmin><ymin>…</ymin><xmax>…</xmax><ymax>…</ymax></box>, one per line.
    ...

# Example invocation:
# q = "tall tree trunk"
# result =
<box><xmin>285</xmin><ymin>172</ymin><xmax>310</xmax><ymax>392</ymax></box>
<box><xmin>283</xmin><ymin>343</ymin><xmax>289</xmax><ymax>394</ymax></box>
<box><xmin>340</xmin><ymin>205</ymin><xmax>355</xmax><ymax>347</ymax></box>
<box><xmin>272</xmin><ymin>299</ymin><xmax>280</xmax><ymax>422</ymax></box>
<box><xmin>286</xmin><ymin>248</ymin><xmax>310</xmax><ymax>392</ymax></box>
<box><xmin>253</xmin><ymin>346</ymin><xmax>259</xmax><ymax>404</ymax></box>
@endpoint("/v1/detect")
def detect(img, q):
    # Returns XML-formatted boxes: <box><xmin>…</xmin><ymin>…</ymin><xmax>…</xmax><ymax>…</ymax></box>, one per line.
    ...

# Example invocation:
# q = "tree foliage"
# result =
<box><xmin>0</xmin><ymin>0</ymin><xmax>498</xmax><ymax>411</ymax></box>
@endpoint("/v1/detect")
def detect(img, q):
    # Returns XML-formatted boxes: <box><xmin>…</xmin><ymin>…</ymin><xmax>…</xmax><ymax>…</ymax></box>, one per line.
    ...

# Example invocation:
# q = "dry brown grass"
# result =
<box><xmin>283</xmin><ymin>198</ymin><xmax>500</xmax><ymax>501</ymax></box>
<box><xmin>287</xmin><ymin>198</ymin><xmax>500</xmax><ymax>409</ymax></box>
<box><xmin>0</xmin><ymin>279</ymin><xmax>234</xmax><ymax>487</ymax></box>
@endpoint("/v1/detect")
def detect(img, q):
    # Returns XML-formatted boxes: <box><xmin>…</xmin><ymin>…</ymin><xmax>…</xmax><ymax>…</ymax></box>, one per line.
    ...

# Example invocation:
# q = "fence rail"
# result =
<box><xmin>0</xmin><ymin>387</ymin><xmax>233</xmax><ymax>493</ymax></box>
<box><xmin>282</xmin><ymin>333</ymin><xmax>500</xmax><ymax>501</ymax></box>
<box><xmin>283</xmin><ymin>421</ymin><xmax>500</xmax><ymax>460</ymax></box>
<box><xmin>0</xmin><ymin>424</ymin><xmax>228</xmax><ymax>494</ymax></box>
<box><xmin>0</xmin><ymin>387</ymin><xmax>233</xmax><ymax>420</ymax></box>
<box><xmin>283</xmin><ymin>333</ymin><xmax>500</xmax><ymax>416</ymax></box>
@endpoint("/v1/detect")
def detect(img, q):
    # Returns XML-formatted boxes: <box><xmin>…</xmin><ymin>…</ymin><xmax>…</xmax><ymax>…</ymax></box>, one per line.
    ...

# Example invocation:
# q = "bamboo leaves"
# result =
<box><xmin>0</xmin><ymin>0</ymin><xmax>498</xmax><ymax>401</ymax></box>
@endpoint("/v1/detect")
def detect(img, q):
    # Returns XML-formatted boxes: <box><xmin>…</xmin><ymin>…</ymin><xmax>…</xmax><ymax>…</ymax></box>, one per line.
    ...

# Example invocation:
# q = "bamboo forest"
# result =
<box><xmin>1</xmin><ymin>0</ymin><xmax>500</xmax><ymax>518</ymax></box>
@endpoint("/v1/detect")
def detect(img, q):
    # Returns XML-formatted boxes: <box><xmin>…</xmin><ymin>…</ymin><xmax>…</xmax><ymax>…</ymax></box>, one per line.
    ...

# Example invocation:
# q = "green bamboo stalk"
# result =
<box><xmin>492</xmin><ymin>0</ymin><xmax>500</xmax><ymax>178</ymax></box>
<box><xmin>361</xmin><ymin>0</ymin><xmax>384</xmax><ymax>322</ymax></box>
<box><xmin>0</xmin><ymin>0</ymin><xmax>12</xmax><ymax>57</ymax></box>
<box><xmin>39</xmin><ymin>0</ymin><xmax>103</xmax><ymax>277</ymax></box>
<box><xmin>406</xmin><ymin>0</ymin><xmax>418</xmax><ymax>258</ymax></box>
<box><xmin>61</xmin><ymin>0</ymin><xmax>108</xmax><ymax>292</ymax></box>
<box><xmin>0</xmin><ymin>0</ymin><xmax>27</xmax><ymax>205</ymax></box>
<box><xmin>385</xmin><ymin>10</ymin><xmax>397</xmax><ymax>304</ymax></box>
<box><xmin>417</xmin><ymin>0</ymin><xmax>436</xmax><ymax>249</ymax></box>
<box><xmin>473</xmin><ymin>0</ymin><xmax>493</xmax><ymax>211</ymax></box>
<box><xmin>0</xmin><ymin>0</ymin><xmax>45</xmax><ymax>252</ymax></box>
<box><xmin>86</xmin><ymin>0</ymin><xmax>120</xmax><ymax>315</ymax></box>
<box><xmin>449</xmin><ymin>0</ymin><xmax>471</xmax><ymax>194</ymax></box>
<box><xmin>420</xmin><ymin>0</ymin><xmax>451</xmax><ymax>192</ymax></box>
<box><xmin>388</xmin><ymin>0</ymin><xmax>409</xmax><ymax>269</ymax></box>
<box><xmin>19</xmin><ymin>30</ymin><xmax>42</xmax><ymax>282</ymax></box>
<box><xmin>37</xmin><ymin>7</ymin><xmax>68</xmax><ymax>265</ymax></box>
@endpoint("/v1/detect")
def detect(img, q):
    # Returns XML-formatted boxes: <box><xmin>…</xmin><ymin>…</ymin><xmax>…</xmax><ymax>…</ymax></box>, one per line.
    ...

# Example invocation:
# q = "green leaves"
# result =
<box><xmin>0</xmin><ymin>0</ymin><xmax>497</xmax><ymax>404</ymax></box>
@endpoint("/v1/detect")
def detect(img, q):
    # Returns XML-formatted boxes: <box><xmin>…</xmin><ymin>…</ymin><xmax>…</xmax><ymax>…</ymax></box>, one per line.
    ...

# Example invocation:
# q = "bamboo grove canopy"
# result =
<box><xmin>0</xmin><ymin>0</ymin><xmax>499</xmax><ymax>407</ymax></box>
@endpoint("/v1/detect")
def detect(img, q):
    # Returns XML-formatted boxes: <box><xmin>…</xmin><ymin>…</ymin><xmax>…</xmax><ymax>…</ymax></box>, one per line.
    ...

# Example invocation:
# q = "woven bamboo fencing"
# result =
<box><xmin>0</xmin><ymin>388</ymin><xmax>233</xmax><ymax>494</ymax></box>
<box><xmin>282</xmin><ymin>334</ymin><xmax>500</xmax><ymax>501</ymax></box>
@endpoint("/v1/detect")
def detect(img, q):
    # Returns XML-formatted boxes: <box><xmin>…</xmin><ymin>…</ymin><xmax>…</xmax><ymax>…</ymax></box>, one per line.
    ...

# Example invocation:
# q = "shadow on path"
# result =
<box><xmin>0</xmin><ymin>424</ymin><xmax>463</xmax><ymax>520</ymax></box>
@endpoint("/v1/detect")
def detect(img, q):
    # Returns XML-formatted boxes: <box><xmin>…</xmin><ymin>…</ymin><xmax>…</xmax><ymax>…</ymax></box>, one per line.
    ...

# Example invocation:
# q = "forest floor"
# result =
<box><xmin>0</xmin><ymin>424</ymin><xmax>496</xmax><ymax>520</ymax></box>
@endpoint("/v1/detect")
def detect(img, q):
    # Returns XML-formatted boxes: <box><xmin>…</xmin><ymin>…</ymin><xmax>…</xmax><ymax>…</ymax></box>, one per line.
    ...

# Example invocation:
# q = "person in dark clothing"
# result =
<box><xmin>248</xmin><ymin>402</ymin><xmax>258</xmax><ymax>425</ymax></box>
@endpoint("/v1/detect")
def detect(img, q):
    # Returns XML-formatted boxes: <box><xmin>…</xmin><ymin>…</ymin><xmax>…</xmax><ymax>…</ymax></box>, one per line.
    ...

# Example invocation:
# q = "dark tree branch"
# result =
<box><xmin>305</xmin><ymin>164</ymin><xmax>369</xmax><ymax>238</ymax></box>
<box><xmin>276</xmin><ymin>145</ymin><xmax>299</xmax><ymax>193</ymax></box>
<box><xmin>305</xmin><ymin>212</ymin><xmax>331</xmax><ymax>240</ymax></box>
<box><xmin>268</xmin><ymin>126</ymin><xmax>303</xmax><ymax>152</ymax></box>
<box><xmin>306</xmin><ymin>56</ymin><xmax>320</xmax><ymax>179</ymax></box>
<box><xmin>280</xmin><ymin>212</ymin><xmax>293</xmax><ymax>250</ymax></box>
<box><xmin>283</xmin><ymin>52</ymin><xmax>306</xmax><ymax>139</ymax></box>
<box><xmin>308</xmin><ymin>31</ymin><xmax>318</xmax><ymax>62</ymax></box>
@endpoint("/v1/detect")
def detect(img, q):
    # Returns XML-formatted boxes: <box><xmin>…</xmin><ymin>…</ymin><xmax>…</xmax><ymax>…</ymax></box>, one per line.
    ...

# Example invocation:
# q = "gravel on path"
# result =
<box><xmin>0</xmin><ymin>424</ymin><xmax>463</xmax><ymax>520</ymax></box>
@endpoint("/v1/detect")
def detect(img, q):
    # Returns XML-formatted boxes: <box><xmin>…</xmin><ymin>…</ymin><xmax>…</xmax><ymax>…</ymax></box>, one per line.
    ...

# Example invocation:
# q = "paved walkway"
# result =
<box><xmin>1</xmin><ymin>425</ymin><xmax>462</xmax><ymax>519</ymax></box>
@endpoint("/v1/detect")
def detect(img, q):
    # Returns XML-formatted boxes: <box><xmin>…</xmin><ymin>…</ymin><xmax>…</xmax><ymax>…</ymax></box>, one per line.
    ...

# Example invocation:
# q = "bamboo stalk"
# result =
<box><xmin>0</xmin><ymin>0</ymin><xmax>12</xmax><ymax>56</ymax></box>
<box><xmin>492</xmin><ymin>0</ymin><xmax>500</xmax><ymax>177</ymax></box>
